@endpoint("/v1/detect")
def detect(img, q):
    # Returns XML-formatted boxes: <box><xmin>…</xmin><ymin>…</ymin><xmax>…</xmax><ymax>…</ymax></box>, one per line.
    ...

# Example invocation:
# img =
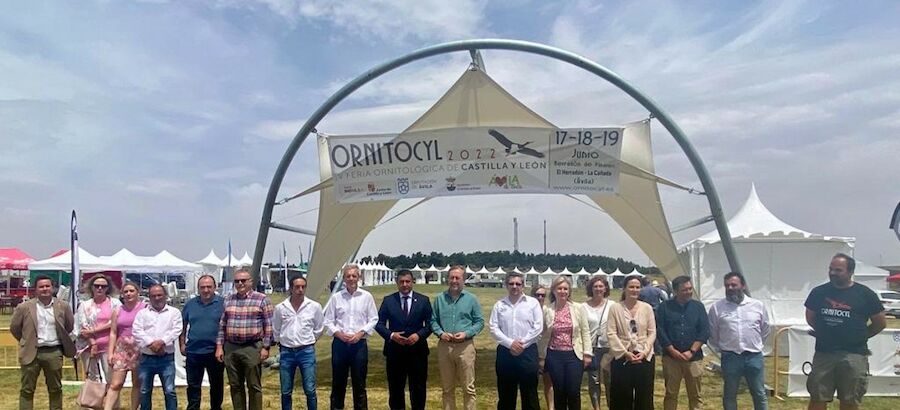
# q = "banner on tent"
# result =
<box><xmin>327</xmin><ymin>126</ymin><xmax>624</xmax><ymax>203</ymax></box>
<box><xmin>787</xmin><ymin>326</ymin><xmax>900</xmax><ymax>397</ymax></box>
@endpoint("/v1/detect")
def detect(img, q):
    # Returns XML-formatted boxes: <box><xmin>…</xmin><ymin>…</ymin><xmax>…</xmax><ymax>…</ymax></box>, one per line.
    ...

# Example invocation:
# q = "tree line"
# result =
<box><xmin>355</xmin><ymin>250</ymin><xmax>660</xmax><ymax>276</ymax></box>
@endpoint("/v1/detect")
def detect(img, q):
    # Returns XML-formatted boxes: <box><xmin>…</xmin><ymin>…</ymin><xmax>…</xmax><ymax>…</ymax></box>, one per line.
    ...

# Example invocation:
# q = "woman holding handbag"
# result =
<box><xmin>583</xmin><ymin>275</ymin><xmax>616</xmax><ymax>410</ymax></box>
<box><xmin>75</xmin><ymin>275</ymin><xmax>121</xmax><ymax>381</ymax></box>
<box><xmin>104</xmin><ymin>282</ymin><xmax>146</xmax><ymax>410</ymax></box>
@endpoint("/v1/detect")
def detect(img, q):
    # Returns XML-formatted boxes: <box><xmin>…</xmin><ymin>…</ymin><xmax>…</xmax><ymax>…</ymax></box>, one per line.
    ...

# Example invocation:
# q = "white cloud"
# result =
<box><xmin>125</xmin><ymin>178</ymin><xmax>187</xmax><ymax>195</ymax></box>
<box><xmin>218</xmin><ymin>0</ymin><xmax>487</xmax><ymax>42</ymax></box>
<box><xmin>247</xmin><ymin>101</ymin><xmax>431</xmax><ymax>142</ymax></box>
<box><xmin>203</xmin><ymin>166</ymin><xmax>257</xmax><ymax>180</ymax></box>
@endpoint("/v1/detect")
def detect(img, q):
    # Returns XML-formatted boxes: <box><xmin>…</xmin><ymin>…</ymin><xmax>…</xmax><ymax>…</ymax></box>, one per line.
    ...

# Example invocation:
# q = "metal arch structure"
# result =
<box><xmin>251</xmin><ymin>38</ymin><xmax>743</xmax><ymax>285</ymax></box>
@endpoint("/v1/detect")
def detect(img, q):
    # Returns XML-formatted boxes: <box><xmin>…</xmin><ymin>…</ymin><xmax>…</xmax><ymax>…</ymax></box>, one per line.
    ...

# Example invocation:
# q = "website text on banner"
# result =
<box><xmin>326</xmin><ymin>127</ymin><xmax>625</xmax><ymax>203</ymax></box>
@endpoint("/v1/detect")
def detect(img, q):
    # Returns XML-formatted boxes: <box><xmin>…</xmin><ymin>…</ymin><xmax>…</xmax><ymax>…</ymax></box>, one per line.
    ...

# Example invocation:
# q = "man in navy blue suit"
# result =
<box><xmin>376</xmin><ymin>269</ymin><xmax>433</xmax><ymax>410</ymax></box>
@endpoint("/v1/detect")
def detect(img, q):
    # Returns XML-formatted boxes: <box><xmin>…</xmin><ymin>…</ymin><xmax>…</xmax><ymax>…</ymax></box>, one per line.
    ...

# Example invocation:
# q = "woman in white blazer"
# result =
<box><xmin>539</xmin><ymin>276</ymin><xmax>592</xmax><ymax>410</ymax></box>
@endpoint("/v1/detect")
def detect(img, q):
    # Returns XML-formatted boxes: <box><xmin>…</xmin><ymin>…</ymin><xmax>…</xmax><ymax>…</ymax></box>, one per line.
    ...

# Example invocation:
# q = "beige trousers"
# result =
<box><xmin>437</xmin><ymin>339</ymin><xmax>477</xmax><ymax>410</ymax></box>
<box><xmin>662</xmin><ymin>355</ymin><xmax>704</xmax><ymax>410</ymax></box>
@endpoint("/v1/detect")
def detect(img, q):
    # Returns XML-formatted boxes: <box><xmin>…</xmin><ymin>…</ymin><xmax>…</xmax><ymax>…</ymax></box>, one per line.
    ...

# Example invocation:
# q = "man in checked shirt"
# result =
<box><xmin>215</xmin><ymin>269</ymin><xmax>274</xmax><ymax>410</ymax></box>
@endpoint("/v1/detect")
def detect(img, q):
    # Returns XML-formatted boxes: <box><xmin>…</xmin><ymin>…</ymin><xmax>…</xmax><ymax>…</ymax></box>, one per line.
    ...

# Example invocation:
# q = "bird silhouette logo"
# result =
<box><xmin>488</xmin><ymin>129</ymin><xmax>544</xmax><ymax>158</ymax></box>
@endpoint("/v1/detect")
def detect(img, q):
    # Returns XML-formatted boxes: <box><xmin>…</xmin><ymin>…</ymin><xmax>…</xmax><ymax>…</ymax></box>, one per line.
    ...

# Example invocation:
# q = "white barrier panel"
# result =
<box><xmin>787</xmin><ymin>326</ymin><xmax>900</xmax><ymax>397</ymax></box>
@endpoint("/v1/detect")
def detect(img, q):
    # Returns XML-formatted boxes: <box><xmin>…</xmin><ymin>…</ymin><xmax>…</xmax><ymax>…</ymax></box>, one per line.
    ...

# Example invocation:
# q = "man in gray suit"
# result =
<box><xmin>10</xmin><ymin>275</ymin><xmax>76</xmax><ymax>410</ymax></box>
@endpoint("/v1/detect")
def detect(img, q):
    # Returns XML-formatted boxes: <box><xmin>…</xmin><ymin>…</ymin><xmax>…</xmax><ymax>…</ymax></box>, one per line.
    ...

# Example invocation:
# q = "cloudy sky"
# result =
<box><xmin>2</xmin><ymin>0</ymin><xmax>898</xmax><ymax>268</ymax></box>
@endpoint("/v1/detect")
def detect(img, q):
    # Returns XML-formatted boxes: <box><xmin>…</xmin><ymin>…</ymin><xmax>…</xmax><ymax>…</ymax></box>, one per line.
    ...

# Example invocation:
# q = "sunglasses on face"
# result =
<box><xmin>630</xmin><ymin>319</ymin><xmax>638</xmax><ymax>334</ymax></box>
<box><xmin>507</xmin><ymin>282</ymin><xmax>523</xmax><ymax>287</ymax></box>
<box><xmin>234</xmin><ymin>279</ymin><xmax>249</xmax><ymax>284</ymax></box>
<box><xmin>534</xmin><ymin>293</ymin><xmax>546</xmax><ymax>298</ymax></box>
<box><xmin>93</xmin><ymin>284</ymin><xmax>108</xmax><ymax>289</ymax></box>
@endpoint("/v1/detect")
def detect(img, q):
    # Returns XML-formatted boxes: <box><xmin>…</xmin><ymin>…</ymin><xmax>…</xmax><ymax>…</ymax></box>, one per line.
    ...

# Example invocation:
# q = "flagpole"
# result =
<box><xmin>282</xmin><ymin>242</ymin><xmax>288</xmax><ymax>292</ymax></box>
<box><xmin>70</xmin><ymin>210</ymin><xmax>80</xmax><ymax>314</ymax></box>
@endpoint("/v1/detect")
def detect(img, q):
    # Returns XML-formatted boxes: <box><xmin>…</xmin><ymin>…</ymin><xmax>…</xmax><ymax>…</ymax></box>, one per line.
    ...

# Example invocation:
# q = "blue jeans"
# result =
<box><xmin>280</xmin><ymin>345</ymin><xmax>317</xmax><ymax>410</ymax></box>
<box><xmin>721</xmin><ymin>351</ymin><xmax>767</xmax><ymax>410</ymax></box>
<box><xmin>138</xmin><ymin>353</ymin><xmax>177</xmax><ymax>410</ymax></box>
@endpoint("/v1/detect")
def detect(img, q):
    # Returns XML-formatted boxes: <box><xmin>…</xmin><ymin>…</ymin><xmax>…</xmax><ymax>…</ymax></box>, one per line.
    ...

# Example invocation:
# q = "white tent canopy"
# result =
<box><xmin>197</xmin><ymin>250</ymin><xmax>224</xmax><ymax>266</ymax></box>
<box><xmin>30</xmin><ymin>248</ymin><xmax>107</xmax><ymax>272</ymax></box>
<box><xmin>574</xmin><ymin>268</ymin><xmax>592</xmax><ymax>276</ymax></box>
<box><xmin>31</xmin><ymin>248</ymin><xmax>201</xmax><ymax>273</ymax></box>
<box><xmin>854</xmin><ymin>261</ymin><xmax>889</xmax><ymax>291</ymax></box>
<box><xmin>303</xmin><ymin>67</ymin><xmax>686</xmax><ymax>300</ymax></box>
<box><xmin>681</xmin><ymin>184</ymin><xmax>855</xmax><ymax>348</ymax></box>
<box><xmin>238</xmin><ymin>252</ymin><xmax>253</xmax><ymax>267</ymax></box>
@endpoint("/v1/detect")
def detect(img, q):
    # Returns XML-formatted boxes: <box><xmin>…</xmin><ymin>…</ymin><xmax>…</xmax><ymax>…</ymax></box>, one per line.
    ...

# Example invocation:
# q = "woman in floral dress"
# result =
<box><xmin>104</xmin><ymin>282</ymin><xmax>146</xmax><ymax>410</ymax></box>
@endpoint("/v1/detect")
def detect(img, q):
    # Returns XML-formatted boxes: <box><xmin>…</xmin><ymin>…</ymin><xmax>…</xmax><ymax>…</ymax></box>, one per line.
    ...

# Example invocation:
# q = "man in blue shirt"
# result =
<box><xmin>656</xmin><ymin>276</ymin><xmax>709</xmax><ymax>410</ymax></box>
<box><xmin>180</xmin><ymin>274</ymin><xmax>226</xmax><ymax>410</ymax></box>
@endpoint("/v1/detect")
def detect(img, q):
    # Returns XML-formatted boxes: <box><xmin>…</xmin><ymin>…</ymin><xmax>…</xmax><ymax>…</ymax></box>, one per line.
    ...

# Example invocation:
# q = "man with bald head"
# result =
<box><xmin>324</xmin><ymin>264</ymin><xmax>378</xmax><ymax>410</ymax></box>
<box><xmin>133</xmin><ymin>284</ymin><xmax>182</xmax><ymax>410</ymax></box>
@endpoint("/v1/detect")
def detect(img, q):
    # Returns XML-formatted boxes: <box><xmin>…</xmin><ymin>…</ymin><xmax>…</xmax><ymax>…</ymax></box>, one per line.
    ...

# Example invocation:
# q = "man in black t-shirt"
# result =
<box><xmin>804</xmin><ymin>253</ymin><xmax>887</xmax><ymax>410</ymax></box>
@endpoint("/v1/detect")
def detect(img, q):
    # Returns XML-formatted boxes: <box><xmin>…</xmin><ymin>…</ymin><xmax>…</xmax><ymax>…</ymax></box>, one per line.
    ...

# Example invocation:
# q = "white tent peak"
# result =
<box><xmin>692</xmin><ymin>183</ymin><xmax>851</xmax><ymax>244</ymax></box>
<box><xmin>197</xmin><ymin>250</ymin><xmax>223</xmax><ymax>265</ymax></box>
<box><xmin>239</xmin><ymin>252</ymin><xmax>253</xmax><ymax>266</ymax></box>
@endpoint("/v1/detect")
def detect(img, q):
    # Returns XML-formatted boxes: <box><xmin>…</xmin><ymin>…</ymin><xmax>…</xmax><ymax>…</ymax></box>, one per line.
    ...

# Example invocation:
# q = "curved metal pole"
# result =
<box><xmin>252</xmin><ymin>39</ymin><xmax>742</xmax><ymax>284</ymax></box>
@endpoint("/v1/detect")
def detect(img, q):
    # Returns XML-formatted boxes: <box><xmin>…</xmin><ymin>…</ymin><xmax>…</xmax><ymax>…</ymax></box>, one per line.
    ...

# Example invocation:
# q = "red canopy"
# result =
<box><xmin>0</xmin><ymin>248</ymin><xmax>35</xmax><ymax>270</ymax></box>
<box><xmin>888</xmin><ymin>273</ymin><xmax>900</xmax><ymax>283</ymax></box>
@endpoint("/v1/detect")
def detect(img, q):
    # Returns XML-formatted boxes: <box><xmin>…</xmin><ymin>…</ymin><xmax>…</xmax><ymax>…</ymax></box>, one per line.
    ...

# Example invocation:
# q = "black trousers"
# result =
<box><xmin>185</xmin><ymin>352</ymin><xmax>225</xmax><ymax>410</ymax></box>
<box><xmin>386</xmin><ymin>348</ymin><xmax>428</xmax><ymax>410</ymax></box>
<box><xmin>496</xmin><ymin>344</ymin><xmax>540</xmax><ymax>410</ymax></box>
<box><xmin>545</xmin><ymin>349</ymin><xmax>583</xmax><ymax>410</ymax></box>
<box><xmin>609</xmin><ymin>356</ymin><xmax>655</xmax><ymax>410</ymax></box>
<box><xmin>331</xmin><ymin>339</ymin><xmax>368</xmax><ymax>410</ymax></box>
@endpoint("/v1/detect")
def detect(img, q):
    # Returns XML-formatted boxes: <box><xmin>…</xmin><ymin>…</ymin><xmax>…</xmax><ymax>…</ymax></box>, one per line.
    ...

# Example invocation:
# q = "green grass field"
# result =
<box><xmin>1</xmin><ymin>285</ymin><xmax>898</xmax><ymax>409</ymax></box>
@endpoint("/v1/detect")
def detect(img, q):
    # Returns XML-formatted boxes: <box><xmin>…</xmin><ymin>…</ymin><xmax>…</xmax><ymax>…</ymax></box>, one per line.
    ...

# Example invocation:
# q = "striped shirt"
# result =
<box><xmin>217</xmin><ymin>291</ymin><xmax>274</xmax><ymax>347</ymax></box>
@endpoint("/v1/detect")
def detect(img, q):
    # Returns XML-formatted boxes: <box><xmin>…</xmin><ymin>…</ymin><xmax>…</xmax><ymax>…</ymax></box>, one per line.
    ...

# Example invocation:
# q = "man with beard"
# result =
<box><xmin>431</xmin><ymin>265</ymin><xmax>484</xmax><ymax>410</ymax></box>
<box><xmin>708</xmin><ymin>272</ymin><xmax>769</xmax><ymax>410</ymax></box>
<box><xmin>274</xmin><ymin>275</ymin><xmax>324</xmax><ymax>410</ymax></box>
<box><xmin>375</xmin><ymin>269</ymin><xmax>433</xmax><ymax>410</ymax></box>
<box><xmin>804</xmin><ymin>253</ymin><xmax>886</xmax><ymax>410</ymax></box>
<box><xmin>11</xmin><ymin>275</ymin><xmax>75</xmax><ymax>410</ymax></box>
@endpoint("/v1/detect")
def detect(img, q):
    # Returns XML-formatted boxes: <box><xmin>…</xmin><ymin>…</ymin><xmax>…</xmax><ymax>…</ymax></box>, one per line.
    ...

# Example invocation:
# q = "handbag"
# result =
<box><xmin>77</xmin><ymin>358</ymin><xmax>108</xmax><ymax>409</ymax></box>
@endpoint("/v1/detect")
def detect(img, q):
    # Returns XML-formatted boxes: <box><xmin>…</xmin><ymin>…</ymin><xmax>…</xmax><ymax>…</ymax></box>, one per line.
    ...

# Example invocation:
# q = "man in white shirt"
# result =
<box><xmin>489</xmin><ymin>272</ymin><xmax>544</xmax><ymax>410</ymax></box>
<box><xmin>708</xmin><ymin>272</ymin><xmax>770</xmax><ymax>410</ymax></box>
<box><xmin>323</xmin><ymin>264</ymin><xmax>378</xmax><ymax>410</ymax></box>
<box><xmin>133</xmin><ymin>284</ymin><xmax>183</xmax><ymax>410</ymax></box>
<box><xmin>273</xmin><ymin>275</ymin><xmax>324</xmax><ymax>410</ymax></box>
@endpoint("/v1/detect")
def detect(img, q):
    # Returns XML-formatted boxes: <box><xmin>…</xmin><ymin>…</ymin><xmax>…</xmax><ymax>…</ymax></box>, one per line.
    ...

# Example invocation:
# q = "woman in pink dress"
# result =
<box><xmin>104</xmin><ymin>282</ymin><xmax>146</xmax><ymax>410</ymax></box>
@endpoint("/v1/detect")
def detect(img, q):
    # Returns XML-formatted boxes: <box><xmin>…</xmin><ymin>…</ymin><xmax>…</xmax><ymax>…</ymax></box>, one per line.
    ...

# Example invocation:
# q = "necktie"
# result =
<box><xmin>402</xmin><ymin>296</ymin><xmax>410</xmax><ymax>316</ymax></box>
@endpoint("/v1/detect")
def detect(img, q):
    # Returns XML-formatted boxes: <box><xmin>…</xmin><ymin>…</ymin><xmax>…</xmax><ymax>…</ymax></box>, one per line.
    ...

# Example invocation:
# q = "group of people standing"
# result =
<box><xmin>11</xmin><ymin>252</ymin><xmax>887</xmax><ymax>410</ymax></box>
